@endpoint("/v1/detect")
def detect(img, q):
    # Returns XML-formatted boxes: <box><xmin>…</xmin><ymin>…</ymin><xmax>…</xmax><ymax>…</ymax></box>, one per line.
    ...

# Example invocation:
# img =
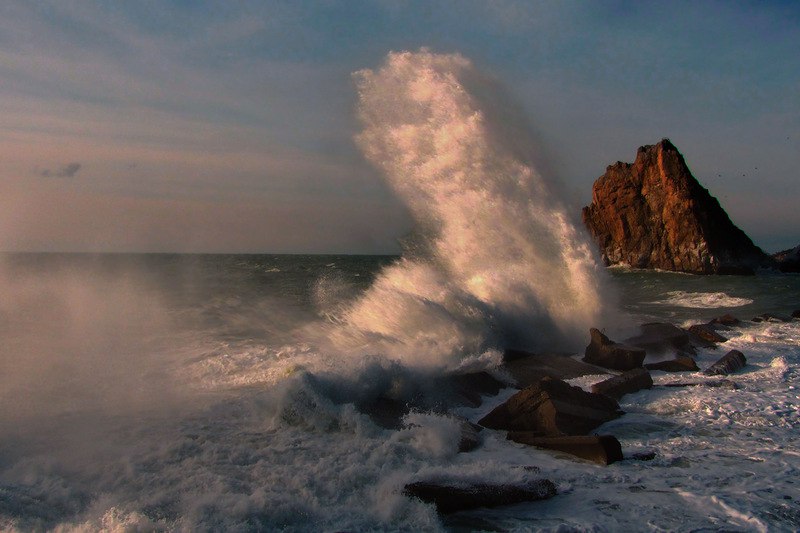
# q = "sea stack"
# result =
<box><xmin>582</xmin><ymin>139</ymin><xmax>772</xmax><ymax>274</ymax></box>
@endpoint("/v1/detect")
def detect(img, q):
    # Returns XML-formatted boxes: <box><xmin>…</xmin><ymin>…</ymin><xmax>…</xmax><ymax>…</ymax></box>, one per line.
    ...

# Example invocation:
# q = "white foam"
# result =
<box><xmin>656</xmin><ymin>290</ymin><xmax>753</xmax><ymax>308</ymax></box>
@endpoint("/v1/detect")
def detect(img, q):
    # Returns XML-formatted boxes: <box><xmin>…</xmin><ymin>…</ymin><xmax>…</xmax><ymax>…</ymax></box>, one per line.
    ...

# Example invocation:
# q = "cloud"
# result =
<box><xmin>39</xmin><ymin>162</ymin><xmax>82</xmax><ymax>178</ymax></box>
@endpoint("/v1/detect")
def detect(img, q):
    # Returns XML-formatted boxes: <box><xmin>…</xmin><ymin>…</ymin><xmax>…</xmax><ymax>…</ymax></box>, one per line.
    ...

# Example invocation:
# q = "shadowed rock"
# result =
<box><xmin>793</xmin><ymin>310</ymin><xmax>800</xmax><ymax>320</ymax></box>
<box><xmin>507</xmin><ymin>434</ymin><xmax>624</xmax><ymax>465</ymax></box>
<box><xmin>590</xmin><ymin>368</ymin><xmax>653</xmax><ymax>399</ymax></box>
<box><xmin>660</xmin><ymin>379</ymin><xmax>738</xmax><ymax>390</ymax></box>
<box><xmin>688</xmin><ymin>323</ymin><xmax>728</xmax><ymax>344</ymax></box>
<box><xmin>583</xmin><ymin>328</ymin><xmax>646</xmax><ymax>371</ymax></box>
<box><xmin>710</xmin><ymin>314</ymin><xmax>741</xmax><ymax>327</ymax></box>
<box><xmin>624</xmin><ymin>322</ymin><xmax>694</xmax><ymax>357</ymax></box>
<box><xmin>704</xmin><ymin>350</ymin><xmax>747</xmax><ymax>376</ymax></box>
<box><xmin>403</xmin><ymin>479</ymin><xmax>557</xmax><ymax>514</ymax></box>
<box><xmin>645</xmin><ymin>356</ymin><xmax>700</xmax><ymax>373</ymax></box>
<box><xmin>582</xmin><ymin>139</ymin><xmax>772</xmax><ymax>274</ymax></box>
<box><xmin>773</xmin><ymin>245</ymin><xmax>800</xmax><ymax>273</ymax></box>
<box><xmin>752</xmin><ymin>313</ymin><xmax>789</xmax><ymax>323</ymax></box>
<box><xmin>457</xmin><ymin>419</ymin><xmax>482</xmax><ymax>453</ymax></box>
<box><xmin>504</xmin><ymin>350</ymin><xmax>609</xmax><ymax>387</ymax></box>
<box><xmin>478</xmin><ymin>377</ymin><xmax>622</xmax><ymax>436</ymax></box>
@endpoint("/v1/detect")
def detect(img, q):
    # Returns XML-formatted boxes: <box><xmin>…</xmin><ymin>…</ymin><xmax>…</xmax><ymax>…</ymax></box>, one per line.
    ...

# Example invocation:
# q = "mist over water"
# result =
<box><xmin>331</xmin><ymin>50</ymin><xmax>612</xmax><ymax>369</ymax></box>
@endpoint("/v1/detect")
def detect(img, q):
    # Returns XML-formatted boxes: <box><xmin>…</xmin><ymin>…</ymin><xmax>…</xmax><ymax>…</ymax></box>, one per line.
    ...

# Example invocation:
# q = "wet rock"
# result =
<box><xmin>644</xmin><ymin>356</ymin><xmax>700</xmax><ymax>373</ymax></box>
<box><xmin>360</xmin><ymin>397</ymin><xmax>409</xmax><ymax>430</ymax></box>
<box><xmin>710</xmin><ymin>314</ymin><xmax>741</xmax><ymax>328</ymax></box>
<box><xmin>507</xmin><ymin>434</ymin><xmax>624</xmax><ymax>465</ymax></box>
<box><xmin>624</xmin><ymin>322</ymin><xmax>694</xmax><ymax>357</ymax></box>
<box><xmin>434</xmin><ymin>372</ymin><xmax>507</xmax><ymax>408</ymax></box>
<box><xmin>478</xmin><ymin>377</ymin><xmax>622</xmax><ymax>436</ymax></box>
<box><xmin>703</xmin><ymin>350</ymin><xmax>747</xmax><ymax>376</ymax></box>
<box><xmin>631</xmin><ymin>451</ymin><xmax>657</xmax><ymax>461</ymax></box>
<box><xmin>793</xmin><ymin>310</ymin><xmax>800</xmax><ymax>320</ymax></box>
<box><xmin>583</xmin><ymin>328</ymin><xmax>646</xmax><ymax>371</ymax></box>
<box><xmin>457</xmin><ymin>419</ymin><xmax>482</xmax><ymax>453</ymax></box>
<box><xmin>773</xmin><ymin>244</ymin><xmax>800</xmax><ymax>273</ymax></box>
<box><xmin>660</xmin><ymin>379</ymin><xmax>738</xmax><ymax>390</ymax></box>
<box><xmin>403</xmin><ymin>479</ymin><xmax>557</xmax><ymax>514</ymax></box>
<box><xmin>590</xmin><ymin>368</ymin><xmax>653</xmax><ymax>399</ymax></box>
<box><xmin>688</xmin><ymin>323</ymin><xmax>728</xmax><ymax>344</ymax></box>
<box><xmin>504</xmin><ymin>350</ymin><xmax>609</xmax><ymax>387</ymax></box>
<box><xmin>752</xmin><ymin>313</ymin><xmax>789</xmax><ymax>323</ymax></box>
<box><xmin>582</xmin><ymin>139</ymin><xmax>773</xmax><ymax>274</ymax></box>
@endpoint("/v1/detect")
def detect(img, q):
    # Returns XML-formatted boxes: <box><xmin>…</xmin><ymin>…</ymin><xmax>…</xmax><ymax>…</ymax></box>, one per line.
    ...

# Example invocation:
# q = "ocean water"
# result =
<box><xmin>1</xmin><ymin>253</ymin><xmax>799</xmax><ymax>532</ymax></box>
<box><xmin>2</xmin><ymin>49</ymin><xmax>799</xmax><ymax>531</ymax></box>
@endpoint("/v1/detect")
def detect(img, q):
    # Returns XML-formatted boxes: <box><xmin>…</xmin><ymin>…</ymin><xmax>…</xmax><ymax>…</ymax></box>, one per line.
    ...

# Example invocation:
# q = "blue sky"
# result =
<box><xmin>1</xmin><ymin>0</ymin><xmax>797</xmax><ymax>253</ymax></box>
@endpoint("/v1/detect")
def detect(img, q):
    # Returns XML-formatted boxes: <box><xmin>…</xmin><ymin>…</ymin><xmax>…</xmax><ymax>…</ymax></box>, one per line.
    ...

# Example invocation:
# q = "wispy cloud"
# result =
<box><xmin>39</xmin><ymin>162</ymin><xmax>81</xmax><ymax>178</ymax></box>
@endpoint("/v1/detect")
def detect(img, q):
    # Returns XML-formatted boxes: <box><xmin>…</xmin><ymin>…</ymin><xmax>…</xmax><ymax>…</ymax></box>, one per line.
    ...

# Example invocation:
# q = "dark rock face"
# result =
<box><xmin>590</xmin><ymin>368</ymin><xmax>653</xmax><ymax>399</ymax></box>
<box><xmin>793</xmin><ymin>310</ymin><xmax>800</xmax><ymax>320</ymax></box>
<box><xmin>773</xmin><ymin>245</ymin><xmax>800</xmax><ymax>272</ymax></box>
<box><xmin>644</xmin><ymin>356</ymin><xmax>700</xmax><ymax>373</ymax></box>
<box><xmin>503</xmin><ymin>350</ymin><xmax>609</xmax><ymax>388</ymax></box>
<box><xmin>624</xmin><ymin>322</ymin><xmax>694</xmax><ymax>357</ymax></box>
<box><xmin>478</xmin><ymin>377</ymin><xmax>622</xmax><ymax>436</ymax></box>
<box><xmin>752</xmin><ymin>313</ymin><xmax>789</xmax><ymax>323</ymax></box>
<box><xmin>457</xmin><ymin>420</ymin><xmax>482</xmax><ymax>453</ymax></box>
<box><xmin>710</xmin><ymin>314</ymin><xmax>741</xmax><ymax>327</ymax></box>
<box><xmin>507</xmin><ymin>434</ymin><xmax>623</xmax><ymax>465</ymax></box>
<box><xmin>582</xmin><ymin>139</ymin><xmax>772</xmax><ymax>274</ymax></box>
<box><xmin>704</xmin><ymin>350</ymin><xmax>747</xmax><ymax>376</ymax></box>
<box><xmin>403</xmin><ymin>479</ymin><xmax>557</xmax><ymax>514</ymax></box>
<box><xmin>688</xmin><ymin>324</ymin><xmax>728</xmax><ymax>344</ymax></box>
<box><xmin>583</xmin><ymin>328</ymin><xmax>646</xmax><ymax>371</ymax></box>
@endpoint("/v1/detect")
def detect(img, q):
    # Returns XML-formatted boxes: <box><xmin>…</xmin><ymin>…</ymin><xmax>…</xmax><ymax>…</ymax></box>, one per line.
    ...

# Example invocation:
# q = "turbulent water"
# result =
<box><xmin>2</xmin><ymin>50</ymin><xmax>799</xmax><ymax>531</ymax></box>
<box><xmin>0</xmin><ymin>253</ymin><xmax>799</xmax><ymax>531</ymax></box>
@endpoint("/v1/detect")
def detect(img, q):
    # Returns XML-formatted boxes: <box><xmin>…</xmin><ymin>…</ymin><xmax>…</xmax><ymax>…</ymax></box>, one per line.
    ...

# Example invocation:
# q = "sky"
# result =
<box><xmin>0</xmin><ymin>0</ymin><xmax>798</xmax><ymax>254</ymax></box>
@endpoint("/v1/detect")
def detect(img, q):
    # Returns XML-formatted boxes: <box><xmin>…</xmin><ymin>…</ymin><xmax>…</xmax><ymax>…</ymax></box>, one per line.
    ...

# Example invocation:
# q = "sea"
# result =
<box><xmin>2</xmin><ymin>50</ymin><xmax>799</xmax><ymax>532</ymax></box>
<box><xmin>0</xmin><ymin>252</ymin><xmax>798</xmax><ymax>532</ymax></box>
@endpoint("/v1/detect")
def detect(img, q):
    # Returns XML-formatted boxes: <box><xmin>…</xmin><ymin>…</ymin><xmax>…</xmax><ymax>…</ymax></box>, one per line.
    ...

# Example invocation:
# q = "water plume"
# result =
<box><xmin>332</xmin><ymin>49</ymin><xmax>612</xmax><ymax>370</ymax></box>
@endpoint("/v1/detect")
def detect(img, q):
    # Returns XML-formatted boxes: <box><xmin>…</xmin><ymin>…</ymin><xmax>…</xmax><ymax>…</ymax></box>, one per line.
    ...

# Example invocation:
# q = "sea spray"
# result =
<box><xmin>330</xmin><ymin>49</ymin><xmax>612</xmax><ymax>369</ymax></box>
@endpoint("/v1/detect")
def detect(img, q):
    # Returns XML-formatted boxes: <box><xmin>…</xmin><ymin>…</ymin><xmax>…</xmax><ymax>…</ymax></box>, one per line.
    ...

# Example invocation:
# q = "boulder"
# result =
<box><xmin>582</xmin><ymin>139</ymin><xmax>773</xmax><ymax>274</ymax></box>
<box><xmin>704</xmin><ymin>350</ymin><xmax>747</xmax><ymax>376</ymax></box>
<box><xmin>752</xmin><ymin>313</ymin><xmax>789</xmax><ymax>323</ymax></box>
<box><xmin>710</xmin><ymin>314</ymin><xmax>741</xmax><ymax>327</ymax></box>
<box><xmin>504</xmin><ymin>350</ymin><xmax>609</xmax><ymax>387</ymax></box>
<box><xmin>688</xmin><ymin>323</ymin><xmax>728</xmax><ymax>344</ymax></box>
<box><xmin>433</xmin><ymin>371</ymin><xmax>507</xmax><ymax>408</ymax></box>
<box><xmin>773</xmin><ymin>245</ymin><xmax>800</xmax><ymax>273</ymax></box>
<box><xmin>507</xmin><ymin>434</ymin><xmax>623</xmax><ymax>465</ymax></box>
<box><xmin>583</xmin><ymin>328</ymin><xmax>646</xmax><ymax>371</ymax></box>
<box><xmin>590</xmin><ymin>368</ymin><xmax>653</xmax><ymax>399</ymax></box>
<box><xmin>624</xmin><ymin>322</ymin><xmax>694</xmax><ymax>357</ymax></box>
<box><xmin>793</xmin><ymin>310</ymin><xmax>800</xmax><ymax>320</ymax></box>
<box><xmin>403</xmin><ymin>479</ymin><xmax>557</xmax><ymax>514</ymax></box>
<box><xmin>644</xmin><ymin>356</ymin><xmax>700</xmax><ymax>373</ymax></box>
<box><xmin>478</xmin><ymin>377</ymin><xmax>622</xmax><ymax>436</ymax></box>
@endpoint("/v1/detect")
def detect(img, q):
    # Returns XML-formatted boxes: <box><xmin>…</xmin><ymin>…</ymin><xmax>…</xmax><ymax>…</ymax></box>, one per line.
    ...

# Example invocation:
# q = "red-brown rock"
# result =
<box><xmin>710</xmin><ymin>314</ymin><xmax>741</xmax><ymax>327</ymax></box>
<box><xmin>644</xmin><ymin>356</ymin><xmax>700</xmax><ymax>373</ymax></box>
<box><xmin>704</xmin><ymin>350</ymin><xmax>747</xmax><ymax>376</ymax></box>
<box><xmin>507</xmin><ymin>434</ymin><xmax>624</xmax><ymax>465</ymax></box>
<box><xmin>584</xmin><ymin>328</ymin><xmax>646</xmax><ymax>371</ymax></box>
<box><xmin>688</xmin><ymin>323</ymin><xmax>728</xmax><ymax>344</ymax></box>
<box><xmin>582</xmin><ymin>139</ymin><xmax>772</xmax><ymax>274</ymax></box>
<box><xmin>590</xmin><ymin>368</ymin><xmax>653</xmax><ymax>399</ymax></box>
<box><xmin>478</xmin><ymin>377</ymin><xmax>622</xmax><ymax>436</ymax></box>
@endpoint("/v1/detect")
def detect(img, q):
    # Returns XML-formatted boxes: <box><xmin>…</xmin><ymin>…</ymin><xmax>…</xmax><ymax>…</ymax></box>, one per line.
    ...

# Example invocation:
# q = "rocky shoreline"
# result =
<box><xmin>395</xmin><ymin>309</ymin><xmax>800</xmax><ymax>515</ymax></box>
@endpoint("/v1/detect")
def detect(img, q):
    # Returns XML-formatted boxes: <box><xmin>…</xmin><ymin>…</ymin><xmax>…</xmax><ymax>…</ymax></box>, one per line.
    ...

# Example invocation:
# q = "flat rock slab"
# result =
<box><xmin>688</xmin><ymin>323</ymin><xmax>728</xmax><ymax>344</ymax></box>
<box><xmin>624</xmin><ymin>322</ymin><xmax>694</xmax><ymax>356</ymax></box>
<box><xmin>644</xmin><ymin>356</ymin><xmax>700</xmax><ymax>373</ymax></box>
<box><xmin>403</xmin><ymin>479</ymin><xmax>557</xmax><ymax>514</ymax></box>
<box><xmin>704</xmin><ymin>350</ymin><xmax>747</xmax><ymax>376</ymax></box>
<box><xmin>507</xmin><ymin>433</ymin><xmax>624</xmax><ymax>465</ymax></box>
<box><xmin>504</xmin><ymin>351</ymin><xmax>609</xmax><ymax>388</ymax></box>
<box><xmin>591</xmin><ymin>368</ymin><xmax>653</xmax><ymax>399</ymax></box>
<box><xmin>478</xmin><ymin>377</ymin><xmax>622</xmax><ymax>436</ymax></box>
<box><xmin>583</xmin><ymin>328</ymin><xmax>646</xmax><ymax>371</ymax></box>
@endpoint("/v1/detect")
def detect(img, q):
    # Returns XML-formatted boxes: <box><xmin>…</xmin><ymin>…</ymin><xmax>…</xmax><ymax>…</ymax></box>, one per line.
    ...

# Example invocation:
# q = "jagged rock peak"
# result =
<box><xmin>582</xmin><ymin>139</ymin><xmax>773</xmax><ymax>274</ymax></box>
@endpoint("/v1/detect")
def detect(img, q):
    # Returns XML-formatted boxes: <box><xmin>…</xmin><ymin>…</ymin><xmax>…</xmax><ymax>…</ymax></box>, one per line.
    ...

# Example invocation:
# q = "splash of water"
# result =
<box><xmin>330</xmin><ymin>49</ymin><xmax>612</xmax><ymax>370</ymax></box>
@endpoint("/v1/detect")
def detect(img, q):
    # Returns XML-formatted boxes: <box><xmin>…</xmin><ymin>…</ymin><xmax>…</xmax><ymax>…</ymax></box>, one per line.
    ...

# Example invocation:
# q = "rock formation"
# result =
<box><xmin>773</xmin><ymin>245</ymin><xmax>800</xmax><ymax>272</ymax></box>
<box><xmin>582</xmin><ymin>139</ymin><xmax>772</xmax><ymax>274</ymax></box>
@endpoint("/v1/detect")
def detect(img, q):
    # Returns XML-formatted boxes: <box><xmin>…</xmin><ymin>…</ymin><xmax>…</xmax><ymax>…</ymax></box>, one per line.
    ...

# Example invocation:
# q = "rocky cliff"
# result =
<box><xmin>582</xmin><ymin>139</ymin><xmax>772</xmax><ymax>274</ymax></box>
